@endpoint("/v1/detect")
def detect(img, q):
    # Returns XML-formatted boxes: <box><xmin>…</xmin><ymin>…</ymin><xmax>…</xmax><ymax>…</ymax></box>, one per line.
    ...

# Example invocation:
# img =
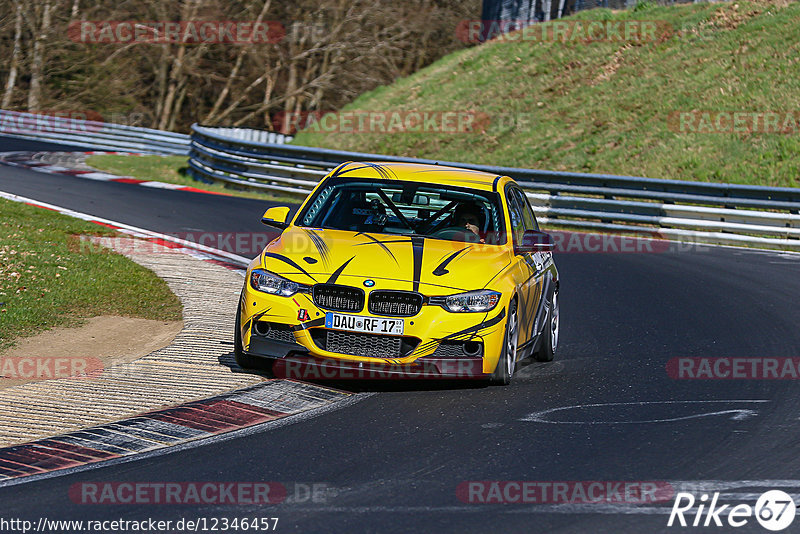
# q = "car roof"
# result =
<box><xmin>331</xmin><ymin>161</ymin><xmax>507</xmax><ymax>192</ymax></box>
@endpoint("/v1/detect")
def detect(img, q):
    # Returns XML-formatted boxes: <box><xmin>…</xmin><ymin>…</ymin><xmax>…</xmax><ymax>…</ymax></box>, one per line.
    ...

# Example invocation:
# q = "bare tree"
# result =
<box><xmin>26</xmin><ymin>0</ymin><xmax>61</xmax><ymax>111</ymax></box>
<box><xmin>1</xmin><ymin>0</ymin><xmax>23</xmax><ymax>108</ymax></box>
<box><xmin>0</xmin><ymin>0</ymin><xmax>480</xmax><ymax>130</ymax></box>
<box><xmin>204</xmin><ymin>0</ymin><xmax>273</xmax><ymax>124</ymax></box>
<box><xmin>157</xmin><ymin>0</ymin><xmax>203</xmax><ymax>130</ymax></box>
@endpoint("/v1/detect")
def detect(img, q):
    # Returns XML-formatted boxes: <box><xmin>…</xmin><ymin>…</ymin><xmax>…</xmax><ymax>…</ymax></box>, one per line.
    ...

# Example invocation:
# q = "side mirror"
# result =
<box><xmin>518</xmin><ymin>230</ymin><xmax>554</xmax><ymax>253</ymax></box>
<box><xmin>261</xmin><ymin>206</ymin><xmax>291</xmax><ymax>230</ymax></box>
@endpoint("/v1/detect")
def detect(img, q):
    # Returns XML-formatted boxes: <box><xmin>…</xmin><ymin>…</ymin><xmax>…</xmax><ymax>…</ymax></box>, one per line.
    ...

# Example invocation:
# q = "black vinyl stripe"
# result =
<box><xmin>482</xmin><ymin>259</ymin><xmax>512</xmax><ymax>289</ymax></box>
<box><xmin>327</xmin><ymin>257</ymin><xmax>355</xmax><ymax>284</ymax></box>
<box><xmin>290</xmin><ymin>318</ymin><xmax>326</xmax><ymax>332</ymax></box>
<box><xmin>516</xmin><ymin>285</ymin><xmax>531</xmax><ymax>339</ymax></box>
<box><xmin>253</xmin><ymin>307</ymin><xmax>282</xmax><ymax>321</ymax></box>
<box><xmin>440</xmin><ymin>308</ymin><xmax>507</xmax><ymax>343</ymax></box>
<box><xmin>245</xmin><ymin>308</ymin><xmax>269</xmax><ymax>333</ymax></box>
<box><xmin>354</xmin><ymin>233</ymin><xmax>402</xmax><ymax>265</ymax></box>
<box><xmin>354</xmin><ymin>239</ymin><xmax>412</xmax><ymax>246</ymax></box>
<box><xmin>303</xmin><ymin>229</ymin><xmax>330</xmax><ymax>267</ymax></box>
<box><xmin>340</xmin><ymin>162</ymin><xmax>397</xmax><ymax>180</ymax></box>
<box><xmin>432</xmin><ymin>246</ymin><xmax>470</xmax><ymax>276</ymax></box>
<box><xmin>456</xmin><ymin>179</ymin><xmax>498</xmax><ymax>186</ymax></box>
<box><xmin>412</xmin><ymin>307</ymin><xmax>507</xmax><ymax>355</ymax></box>
<box><xmin>263</xmin><ymin>252</ymin><xmax>318</xmax><ymax>282</ymax></box>
<box><xmin>410</xmin><ymin>236</ymin><xmax>425</xmax><ymax>293</ymax></box>
<box><xmin>410</xmin><ymin>168</ymin><xmax>498</xmax><ymax>176</ymax></box>
<box><xmin>330</xmin><ymin>162</ymin><xmax>354</xmax><ymax>178</ymax></box>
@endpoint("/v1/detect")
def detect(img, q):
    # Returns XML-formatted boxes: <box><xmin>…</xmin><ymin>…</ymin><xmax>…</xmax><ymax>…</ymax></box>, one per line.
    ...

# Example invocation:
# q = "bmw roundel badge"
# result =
<box><xmin>363</xmin><ymin>279</ymin><xmax>375</xmax><ymax>287</ymax></box>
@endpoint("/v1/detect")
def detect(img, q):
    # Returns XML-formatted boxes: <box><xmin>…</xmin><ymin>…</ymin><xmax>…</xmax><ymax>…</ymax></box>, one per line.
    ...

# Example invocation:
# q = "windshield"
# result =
<box><xmin>296</xmin><ymin>177</ymin><xmax>507</xmax><ymax>244</ymax></box>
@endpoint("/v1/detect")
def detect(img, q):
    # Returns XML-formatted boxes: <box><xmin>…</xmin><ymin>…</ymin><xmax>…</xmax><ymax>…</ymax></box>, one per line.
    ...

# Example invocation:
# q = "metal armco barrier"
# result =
<box><xmin>189</xmin><ymin>124</ymin><xmax>800</xmax><ymax>250</ymax></box>
<box><xmin>0</xmin><ymin>109</ymin><xmax>190</xmax><ymax>155</ymax></box>
<box><xmin>0</xmin><ymin>110</ymin><xmax>294</xmax><ymax>155</ymax></box>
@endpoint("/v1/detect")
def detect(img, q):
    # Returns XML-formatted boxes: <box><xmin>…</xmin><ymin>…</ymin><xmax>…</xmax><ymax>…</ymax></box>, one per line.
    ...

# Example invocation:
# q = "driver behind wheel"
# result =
<box><xmin>452</xmin><ymin>202</ymin><xmax>486</xmax><ymax>243</ymax></box>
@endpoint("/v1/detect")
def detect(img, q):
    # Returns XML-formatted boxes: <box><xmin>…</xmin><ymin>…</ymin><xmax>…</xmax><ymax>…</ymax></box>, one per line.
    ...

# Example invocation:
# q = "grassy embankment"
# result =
<box><xmin>0</xmin><ymin>199</ymin><xmax>182</xmax><ymax>351</ymax></box>
<box><xmin>293</xmin><ymin>0</ymin><xmax>800</xmax><ymax>188</ymax></box>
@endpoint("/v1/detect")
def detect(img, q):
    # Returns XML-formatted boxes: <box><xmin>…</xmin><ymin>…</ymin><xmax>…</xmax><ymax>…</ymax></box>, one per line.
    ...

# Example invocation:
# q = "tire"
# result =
<box><xmin>534</xmin><ymin>291</ymin><xmax>559</xmax><ymax>362</ymax></box>
<box><xmin>234</xmin><ymin>305</ymin><xmax>268</xmax><ymax>371</ymax></box>
<box><xmin>490</xmin><ymin>298</ymin><xmax>518</xmax><ymax>386</ymax></box>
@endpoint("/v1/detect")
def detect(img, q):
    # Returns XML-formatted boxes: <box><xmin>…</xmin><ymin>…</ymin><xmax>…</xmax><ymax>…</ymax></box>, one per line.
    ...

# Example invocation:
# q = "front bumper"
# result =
<box><xmin>240</xmin><ymin>280</ymin><xmax>508</xmax><ymax>375</ymax></box>
<box><xmin>271</xmin><ymin>354</ymin><xmax>488</xmax><ymax>380</ymax></box>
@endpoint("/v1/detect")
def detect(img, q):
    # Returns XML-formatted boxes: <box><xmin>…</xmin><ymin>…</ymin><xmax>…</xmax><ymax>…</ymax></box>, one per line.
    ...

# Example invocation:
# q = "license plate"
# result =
<box><xmin>325</xmin><ymin>313</ymin><xmax>404</xmax><ymax>335</ymax></box>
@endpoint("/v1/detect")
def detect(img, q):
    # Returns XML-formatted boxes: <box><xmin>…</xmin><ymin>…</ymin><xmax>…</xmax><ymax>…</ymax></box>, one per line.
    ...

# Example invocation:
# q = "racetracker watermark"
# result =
<box><xmin>68</xmin><ymin>21</ymin><xmax>285</xmax><ymax>44</ymax></box>
<box><xmin>0</xmin><ymin>110</ymin><xmax>148</xmax><ymax>134</ymax></box>
<box><xmin>0</xmin><ymin>357</ymin><xmax>103</xmax><ymax>380</ymax></box>
<box><xmin>457</xmin><ymin>481</ymin><xmax>674</xmax><ymax>504</ymax></box>
<box><xmin>668</xmin><ymin>111</ymin><xmax>800</xmax><ymax>134</ymax></box>
<box><xmin>273</xmin><ymin>358</ymin><xmax>486</xmax><ymax>380</ymax></box>
<box><xmin>69</xmin><ymin>482</ymin><xmax>329</xmax><ymax>505</ymax></box>
<box><xmin>667</xmin><ymin>358</ymin><xmax>800</xmax><ymax>380</ymax></box>
<box><xmin>80</xmin><ymin>233</ymin><xmax>275</xmax><ymax>258</ymax></box>
<box><xmin>0</xmin><ymin>110</ymin><xmax>105</xmax><ymax>134</ymax></box>
<box><xmin>272</xmin><ymin>110</ymin><xmax>491</xmax><ymax>135</ymax></box>
<box><xmin>79</xmin><ymin>231</ymin><xmax>709</xmax><ymax>259</ymax></box>
<box><xmin>668</xmin><ymin>490</ymin><xmax>796</xmax><ymax>530</ymax></box>
<box><xmin>456</xmin><ymin>20</ymin><xmax>671</xmax><ymax>44</ymax></box>
<box><xmin>549</xmin><ymin>231</ymin><xmax>704</xmax><ymax>254</ymax></box>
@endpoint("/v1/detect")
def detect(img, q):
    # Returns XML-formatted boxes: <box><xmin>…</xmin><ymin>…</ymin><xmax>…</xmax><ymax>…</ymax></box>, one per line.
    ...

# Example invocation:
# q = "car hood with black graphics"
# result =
<box><xmin>260</xmin><ymin>227</ymin><xmax>513</xmax><ymax>294</ymax></box>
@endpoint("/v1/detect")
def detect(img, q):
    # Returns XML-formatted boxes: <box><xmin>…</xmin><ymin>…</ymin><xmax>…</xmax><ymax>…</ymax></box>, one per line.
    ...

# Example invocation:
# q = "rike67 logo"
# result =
<box><xmin>668</xmin><ymin>490</ymin><xmax>796</xmax><ymax>531</ymax></box>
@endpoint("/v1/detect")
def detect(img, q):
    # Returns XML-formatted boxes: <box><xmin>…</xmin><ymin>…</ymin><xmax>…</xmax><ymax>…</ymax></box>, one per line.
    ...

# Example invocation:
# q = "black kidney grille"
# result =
<box><xmin>313</xmin><ymin>284</ymin><xmax>364</xmax><ymax>312</ymax></box>
<box><xmin>368</xmin><ymin>290</ymin><xmax>423</xmax><ymax>317</ymax></box>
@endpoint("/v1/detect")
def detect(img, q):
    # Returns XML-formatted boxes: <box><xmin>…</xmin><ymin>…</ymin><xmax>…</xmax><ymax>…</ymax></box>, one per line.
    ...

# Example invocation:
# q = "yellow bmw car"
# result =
<box><xmin>234</xmin><ymin>161</ymin><xmax>559</xmax><ymax>385</ymax></box>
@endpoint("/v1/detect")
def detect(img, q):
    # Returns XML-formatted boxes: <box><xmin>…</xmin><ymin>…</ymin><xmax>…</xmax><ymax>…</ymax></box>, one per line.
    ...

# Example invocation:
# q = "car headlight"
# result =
<box><xmin>441</xmin><ymin>290</ymin><xmax>501</xmax><ymax>313</ymax></box>
<box><xmin>250</xmin><ymin>269</ymin><xmax>308</xmax><ymax>296</ymax></box>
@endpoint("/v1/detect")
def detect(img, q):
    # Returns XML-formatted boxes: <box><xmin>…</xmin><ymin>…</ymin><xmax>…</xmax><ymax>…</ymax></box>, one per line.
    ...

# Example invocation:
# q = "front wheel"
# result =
<box><xmin>490</xmin><ymin>299</ymin><xmax>518</xmax><ymax>386</ymax></box>
<box><xmin>534</xmin><ymin>291</ymin><xmax>559</xmax><ymax>362</ymax></box>
<box><xmin>234</xmin><ymin>305</ymin><xmax>269</xmax><ymax>371</ymax></box>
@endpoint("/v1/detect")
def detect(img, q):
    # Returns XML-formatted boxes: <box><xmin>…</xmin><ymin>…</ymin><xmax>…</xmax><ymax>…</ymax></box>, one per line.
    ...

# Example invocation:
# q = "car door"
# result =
<box><xmin>513</xmin><ymin>187</ymin><xmax>553</xmax><ymax>344</ymax></box>
<box><xmin>513</xmin><ymin>187</ymin><xmax>552</xmax><ymax>278</ymax></box>
<box><xmin>505</xmin><ymin>185</ymin><xmax>540</xmax><ymax>351</ymax></box>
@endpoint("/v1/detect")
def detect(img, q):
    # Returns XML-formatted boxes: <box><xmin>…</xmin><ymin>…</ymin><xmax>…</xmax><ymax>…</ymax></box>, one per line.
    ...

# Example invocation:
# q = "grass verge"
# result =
<box><xmin>293</xmin><ymin>0</ymin><xmax>800</xmax><ymax>188</ymax></box>
<box><xmin>85</xmin><ymin>154</ymin><xmax>301</xmax><ymax>202</ymax></box>
<box><xmin>0</xmin><ymin>198</ymin><xmax>182</xmax><ymax>351</ymax></box>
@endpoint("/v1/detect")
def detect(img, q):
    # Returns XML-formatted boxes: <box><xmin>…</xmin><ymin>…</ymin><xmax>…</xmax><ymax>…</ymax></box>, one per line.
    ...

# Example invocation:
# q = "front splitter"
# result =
<box><xmin>272</xmin><ymin>355</ymin><xmax>488</xmax><ymax>381</ymax></box>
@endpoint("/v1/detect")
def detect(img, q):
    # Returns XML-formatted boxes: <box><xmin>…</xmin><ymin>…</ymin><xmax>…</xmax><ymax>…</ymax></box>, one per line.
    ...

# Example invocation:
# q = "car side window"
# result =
<box><xmin>505</xmin><ymin>187</ymin><xmax>525</xmax><ymax>247</ymax></box>
<box><xmin>513</xmin><ymin>188</ymin><xmax>539</xmax><ymax>232</ymax></box>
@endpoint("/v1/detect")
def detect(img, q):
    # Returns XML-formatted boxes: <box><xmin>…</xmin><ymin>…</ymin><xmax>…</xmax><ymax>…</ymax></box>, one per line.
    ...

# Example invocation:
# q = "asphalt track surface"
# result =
<box><xmin>2</xmin><ymin>138</ymin><xmax>800</xmax><ymax>533</ymax></box>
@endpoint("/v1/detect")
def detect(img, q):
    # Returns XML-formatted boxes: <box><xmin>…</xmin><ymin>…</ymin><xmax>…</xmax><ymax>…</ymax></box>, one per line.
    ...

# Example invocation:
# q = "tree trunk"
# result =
<box><xmin>157</xmin><ymin>0</ymin><xmax>200</xmax><ymax>130</ymax></box>
<box><xmin>261</xmin><ymin>63</ymin><xmax>278</xmax><ymax>127</ymax></box>
<box><xmin>28</xmin><ymin>0</ymin><xmax>56</xmax><ymax>111</ymax></box>
<box><xmin>158</xmin><ymin>44</ymin><xmax>186</xmax><ymax>130</ymax></box>
<box><xmin>168</xmin><ymin>83</ymin><xmax>188</xmax><ymax>131</ymax></box>
<box><xmin>204</xmin><ymin>0</ymin><xmax>273</xmax><ymax>124</ymax></box>
<box><xmin>1</xmin><ymin>1</ymin><xmax>23</xmax><ymax>109</ymax></box>
<box><xmin>152</xmin><ymin>45</ymin><xmax>171</xmax><ymax>128</ymax></box>
<box><xmin>282</xmin><ymin>58</ymin><xmax>298</xmax><ymax>134</ymax></box>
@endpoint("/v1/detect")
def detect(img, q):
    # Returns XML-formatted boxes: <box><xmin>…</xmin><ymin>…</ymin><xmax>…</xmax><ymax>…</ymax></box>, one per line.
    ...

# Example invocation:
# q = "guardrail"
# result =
<box><xmin>187</xmin><ymin>123</ymin><xmax>798</xmax><ymax>250</ymax></box>
<box><xmin>0</xmin><ymin>109</ymin><xmax>191</xmax><ymax>155</ymax></box>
